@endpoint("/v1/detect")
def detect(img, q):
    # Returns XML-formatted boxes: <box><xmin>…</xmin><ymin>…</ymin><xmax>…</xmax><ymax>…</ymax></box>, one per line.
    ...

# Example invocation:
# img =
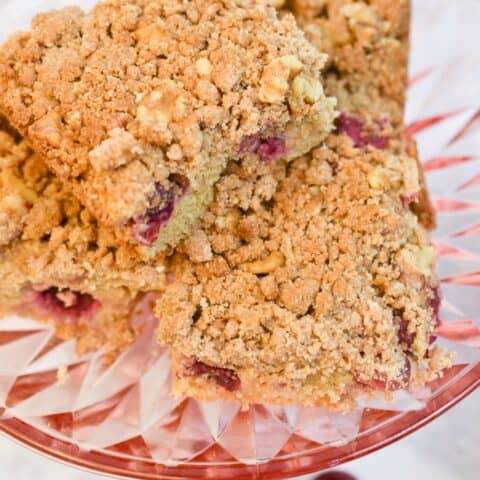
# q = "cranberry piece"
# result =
<box><xmin>256</xmin><ymin>136</ymin><xmax>286</xmax><ymax>163</ymax></box>
<box><xmin>336</xmin><ymin>113</ymin><xmax>388</xmax><ymax>150</ymax></box>
<box><xmin>362</xmin><ymin>133</ymin><xmax>389</xmax><ymax>150</ymax></box>
<box><xmin>314</xmin><ymin>472</ymin><xmax>357</xmax><ymax>480</ymax></box>
<box><xmin>239</xmin><ymin>134</ymin><xmax>286</xmax><ymax>163</ymax></box>
<box><xmin>429</xmin><ymin>286</ymin><xmax>442</xmax><ymax>327</ymax></box>
<box><xmin>130</xmin><ymin>185</ymin><xmax>175</xmax><ymax>246</ymax></box>
<box><xmin>239</xmin><ymin>135</ymin><xmax>262</xmax><ymax>155</ymax></box>
<box><xmin>401</xmin><ymin>357</ymin><xmax>411</xmax><ymax>384</ymax></box>
<box><xmin>394</xmin><ymin>309</ymin><xmax>415</xmax><ymax>349</ymax></box>
<box><xmin>188</xmin><ymin>361</ymin><xmax>241</xmax><ymax>392</ymax></box>
<box><xmin>428</xmin><ymin>286</ymin><xmax>442</xmax><ymax>345</ymax></box>
<box><xmin>34</xmin><ymin>287</ymin><xmax>100</xmax><ymax>323</ymax></box>
<box><xmin>336</xmin><ymin>113</ymin><xmax>364</xmax><ymax>145</ymax></box>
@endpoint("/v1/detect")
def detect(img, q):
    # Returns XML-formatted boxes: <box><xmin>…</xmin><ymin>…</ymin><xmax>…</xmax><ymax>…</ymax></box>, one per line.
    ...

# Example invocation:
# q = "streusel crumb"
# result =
<box><xmin>0</xmin><ymin>0</ymin><xmax>336</xmax><ymax>253</ymax></box>
<box><xmin>287</xmin><ymin>0</ymin><xmax>435</xmax><ymax>229</ymax></box>
<box><xmin>156</xmin><ymin>135</ymin><xmax>451</xmax><ymax>409</ymax></box>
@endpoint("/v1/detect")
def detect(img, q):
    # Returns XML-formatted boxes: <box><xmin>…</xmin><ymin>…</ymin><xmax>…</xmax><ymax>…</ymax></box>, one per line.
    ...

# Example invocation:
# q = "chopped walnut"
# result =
<box><xmin>89</xmin><ymin>128</ymin><xmax>139</xmax><ymax>171</ymax></box>
<box><xmin>292</xmin><ymin>75</ymin><xmax>325</xmax><ymax>104</ymax></box>
<box><xmin>400</xmin><ymin>245</ymin><xmax>436</xmax><ymax>277</ymax></box>
<box><xmin>243</xmin><ymin>251</ymin><xmax>285</xmax><ymax>274</ymax></box>
<box><xmin>137</xmin><ymin>83</ymin><xmax>186</xmax><ymax>130</ymax></box>
<box><xmin>259</xmin><ymin>56</ymin><xmax>304</xmax><ymax>104</ymax></box>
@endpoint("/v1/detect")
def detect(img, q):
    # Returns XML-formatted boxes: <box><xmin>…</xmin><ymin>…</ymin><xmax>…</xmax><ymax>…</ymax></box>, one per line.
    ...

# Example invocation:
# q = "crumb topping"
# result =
<box><xmin>0</xmin><ymin>122</ymin><xmax>166</xmax><ymax>304</ymax></box>
<box><xmin>156</xmin><ymin>133</ymin><xmax>444</xmax><ymax>406</ymax></box>
<box><xmin>0</xmin><ymin>0</ymin><xmax>335</xmax><ymax>233</ymax></box>
<box><xmin>290</xmin><ymin>0</ymin><xmax>409</xmax><ymax>133</ymax></box>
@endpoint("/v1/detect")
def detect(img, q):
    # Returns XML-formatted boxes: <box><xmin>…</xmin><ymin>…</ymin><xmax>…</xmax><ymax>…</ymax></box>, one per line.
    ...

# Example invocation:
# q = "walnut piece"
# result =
<box><xmin>259</xmin><ymin>56</ymin><xmax>304</xmax><ymax>104</ymax></box>
<box><xmin>292</xmin><ymin>75</ymin><xmax>325</xmax><ymax>104</ymax></box>
<box><xmin>243</xmin><ymin>251</ymin><xmax>285</xmax><ymax>274</ymax></box>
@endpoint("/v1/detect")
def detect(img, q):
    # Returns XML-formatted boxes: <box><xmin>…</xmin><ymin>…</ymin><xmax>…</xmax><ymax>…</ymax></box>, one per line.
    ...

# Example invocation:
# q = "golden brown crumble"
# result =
<box><xmin>0</xmin><ymin>0</ymin><xmax>336</xmax><ymax>252</ymax></box>
<box><xmin>155</xmin><ymin>1</ymin><xmax>448</xmax><ymax>408</ymax></box>
<box><xmin>286</xmin><ymin>0</ymin><xmax>435</xmax><ymax>228</ymax></box>
<box><xmin>0</xmin><ymin>120</ymin><xmax>165</xmax><ymax>354</ymax></box>
<box><xmin>156</xmin><ymin>135</ymin><xmax>450</xmax><ymax>409</ymax></box>
<box><xmin>289</xmin><ymin>0</ymin><xmax>408</xmax><ymax>132</ymax></box>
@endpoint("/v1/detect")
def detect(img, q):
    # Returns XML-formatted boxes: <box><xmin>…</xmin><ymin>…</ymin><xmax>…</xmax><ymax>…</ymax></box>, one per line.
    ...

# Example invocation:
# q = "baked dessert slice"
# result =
<box><xmin>0</xmin><ymin>0</ymin><xmax>336</xmax><ymax>254</ymax></box>
<box><xmin>155</xmin><ymin>1</ymin><xmax>450</xmax><ymax>409</ymax></box>
<box><xmin>289</xmin><ymin>0</ymin><xmax>436</xmax><ymax>229</ymax></box>
<box><xmin>156</xmin><ymin>138</ymin><xmax>450</xmax><ymax>409</ymax></box>
<box><xmin>0</xmin><ymin>122</ymin><xmax>166</xmax><ymax>356</ymax></box>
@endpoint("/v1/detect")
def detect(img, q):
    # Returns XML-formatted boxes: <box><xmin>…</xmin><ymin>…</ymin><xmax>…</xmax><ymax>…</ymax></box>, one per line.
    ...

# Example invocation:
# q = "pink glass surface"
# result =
<box><xmin>0</xmin><ymin>0</ymin><xmax>479</xmax><ymax>478</ymax></box>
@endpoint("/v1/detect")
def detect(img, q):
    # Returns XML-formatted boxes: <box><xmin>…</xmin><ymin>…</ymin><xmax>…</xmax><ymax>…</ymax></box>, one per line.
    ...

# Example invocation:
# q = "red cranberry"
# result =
<box><xmin>188</xmin><ymin>361</ymin><xmax>241</xmax><ymax>392</ymax></box>
<box><xmin>130</xmin><ymin>185</ymin><xmax>176</xmax><ymax>246</ymax></box>
<box><xmin>362</xmin><ymin>133</ymin><xmax>389</xmax><ymax>150</ymax></box>
<box><xmin>314</xmin><ymin>472</ymin><xmax>357</xmax><ymax>480</ymax></box>
<box><xmin>401</xmin><ymin>357</ymin><xmax>411</xmax><ymax>384</ymax></box>
<box><xmin>428</xmin><ymin>287</ymin><xmax>442</xmax><ymax>328</ymax></box>
<box><xmin>428</xmin><ymin>286</ymin><xmax>442</xmax><ymax>344</ymax></box>
<box><xmin>336</xmin><ymin>113</ymin><xmax>364</xmax><ymax>145</ymax></box>
<box><xmin>394</xmin><ymin>310</ymin><xmax>415</xmax><ymax>349</ymax></box>
<box><xmin>239</xmin><ymin>135</ymin><xmax>262</xmax><ymax>155</ymax></box>
<box><xmin>336</xmin><ymin>113</ymin><xmax>388</xmax><ymax>150</ymax></box>
<box><xmin>239</xmin><ymin>134</ymin><xmax>286</xmax><ymax>163</ymax></box>
<box><xmin>256</xmin><ymin>136</ymin><xmax>286</xmax><ymax>163</ymax></box>
<box><xmin>34</xmin><ymin>287</ymin><xmax>100</xmax><ymax>323</ymax></box>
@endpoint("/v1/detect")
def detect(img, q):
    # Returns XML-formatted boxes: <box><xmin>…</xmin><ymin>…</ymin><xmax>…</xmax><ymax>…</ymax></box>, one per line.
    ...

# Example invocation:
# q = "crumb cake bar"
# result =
<box><xmin>0</xmin><ymin>121</ymin><xmax>166</xmax><ymax>355</ymax></box>
<box><xmin>288</xmin><ymin>0</ymin><xmax>435</xmax><ymax>229</ymax></box>
<box><xmin>156</xmin><ymin>139</ymin><xmax>450</xmax><ymax>409</ymax></box>
<box><xmin>0</xmin><ymin>0</ymin><xmax>336</xmax><ymax>253</ymax></box>
<box><xmin>155</xmin><ymin>1</ymin><xmax>449</xmax><ymax>409</ymax></box>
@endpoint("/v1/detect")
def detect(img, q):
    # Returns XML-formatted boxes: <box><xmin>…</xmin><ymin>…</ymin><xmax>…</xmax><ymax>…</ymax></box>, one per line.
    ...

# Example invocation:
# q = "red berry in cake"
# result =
<box><xmin>257</xmin><ymin>136</ymin><xmax>286</xmax><ymax>163</ymax></box>
<box><xmin>336</xmin><ymin>113</ymin><xmax>388</xmax><ymax>150</ymax></box>
<box><xmin>394</xmin><ymin>310</ymin><xmax>415</xmax><ymax>349</ymax></box>
<box><xmin>428</xmin><ymin>286</ymin><xmax>442</xmax><ymax>344</ymax></box>
<box><xmin>130</xmin><ymin>185</ymin><xmax>176</xmax><ymax>246</ymax></box>
<box><xmin>240</xmin><ymin>134</ymin><xmax>286</xmax><ymax>163</ymax></box>
<box><xmin>189</xmin><ymin>361</ymin><xmax>241</xmax><ymax>392</ymax></box>
<box><xmin>34</xmin><ymin>287</ymin><xmax>100</xmax><ymax>323</ymax></box>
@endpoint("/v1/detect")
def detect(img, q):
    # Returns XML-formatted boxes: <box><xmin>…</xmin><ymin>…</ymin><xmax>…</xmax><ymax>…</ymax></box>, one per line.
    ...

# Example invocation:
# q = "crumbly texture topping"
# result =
<box><xmin>290</xmin><ymin>0</ymin><xmax>409</xmax><ymax>133</ymax></box>
<box><xmin>156</xmin><ymin>134</ymin><xmax>447</xmax><ymax>408</ymax></box>
<box><xmin>0</xmin><ymin>122</ymin><xmax>166</xmax><ymax>307</ymax></box>
<box><xmin>0</xmin><ymin>0</ymin><xmax>335</xmax><ymax>239</ymax></box>
<box><xmin>287</xmin><ymin>0</ymin><xmax>435</xmax><ymax>229</ymax></box>
<box><xmin>154</xmin><ymin>0</ymin><xmax>447</xmax><ymax>409</ymax></box>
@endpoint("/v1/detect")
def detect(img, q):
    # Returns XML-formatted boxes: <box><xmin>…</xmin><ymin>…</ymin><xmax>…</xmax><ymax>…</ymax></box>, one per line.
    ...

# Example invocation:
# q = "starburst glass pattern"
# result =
<box><xmin>0</xmin><ymin>0</ymin><xmax>479</xmax><ymax>479</ymax></box>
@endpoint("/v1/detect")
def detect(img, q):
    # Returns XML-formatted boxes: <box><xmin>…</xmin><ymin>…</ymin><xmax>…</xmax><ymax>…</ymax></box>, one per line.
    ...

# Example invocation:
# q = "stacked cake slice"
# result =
<box><xmin>0</xmin><ymin>0</ymin><xmax>336</xmax><ymax>254</ymax></box>
<box><xmin>155</xmin><ymin>0</ymin><xmax>451</xmax><ymax>409</ymax></box>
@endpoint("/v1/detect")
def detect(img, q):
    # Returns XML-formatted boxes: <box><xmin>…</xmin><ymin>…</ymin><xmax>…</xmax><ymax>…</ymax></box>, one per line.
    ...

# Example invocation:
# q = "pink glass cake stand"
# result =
<box><xmin>0</xmin><ymin>0</ymin><xmax>479</xmax><ymax>478</ymax></box>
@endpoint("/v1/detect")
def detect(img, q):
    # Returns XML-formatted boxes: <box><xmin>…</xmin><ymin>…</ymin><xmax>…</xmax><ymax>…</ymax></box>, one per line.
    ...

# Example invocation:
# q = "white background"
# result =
<box><xmin>0</xmin><ymin>390</ymin><xmax>478</xmax><ymax>480</ymax></box>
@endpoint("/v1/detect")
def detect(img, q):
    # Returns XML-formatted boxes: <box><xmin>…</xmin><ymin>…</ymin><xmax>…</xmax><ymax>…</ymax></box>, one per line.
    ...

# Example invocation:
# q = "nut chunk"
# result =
<box><xmin>0</xmin><ymin>120</ymin><xmax>166</xmax><ymax>355</ymax></box>
<box><xmin>0</xmin><ymin>0</ymin><xmax>336</xmax><ymax>254</ymax></box>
